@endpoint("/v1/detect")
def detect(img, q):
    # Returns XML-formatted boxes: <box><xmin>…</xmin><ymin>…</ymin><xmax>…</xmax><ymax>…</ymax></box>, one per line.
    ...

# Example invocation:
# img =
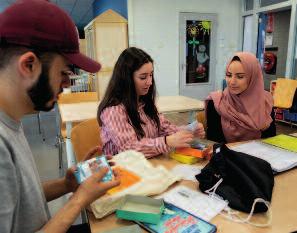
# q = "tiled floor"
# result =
<box><xmin>22</xmin><ymin>110</ymin><xmax>297</xmax><ymax>217</ymax></box>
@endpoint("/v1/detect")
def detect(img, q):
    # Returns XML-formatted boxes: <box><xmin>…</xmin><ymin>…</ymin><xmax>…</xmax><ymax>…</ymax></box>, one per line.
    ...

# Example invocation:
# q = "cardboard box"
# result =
<box><xmin>116</xmin><ymin>195</ymin><xmax>164</xmax><ymax>224</ymax></box>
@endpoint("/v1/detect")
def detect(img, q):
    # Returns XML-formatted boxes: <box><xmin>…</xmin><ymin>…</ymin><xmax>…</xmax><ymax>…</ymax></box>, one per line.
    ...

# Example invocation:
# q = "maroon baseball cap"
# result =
<box><xmin>0</xmin><ymin>0</ymin><xmax>101</xmax><ymax>73</ymax></box>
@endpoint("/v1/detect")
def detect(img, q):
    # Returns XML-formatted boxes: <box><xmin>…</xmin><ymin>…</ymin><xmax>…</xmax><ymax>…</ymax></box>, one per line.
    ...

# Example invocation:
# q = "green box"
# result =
<box><xmin>116</xmin><ymin>195</ymin><xmax>164</xmax><ymax>224</ymax></box>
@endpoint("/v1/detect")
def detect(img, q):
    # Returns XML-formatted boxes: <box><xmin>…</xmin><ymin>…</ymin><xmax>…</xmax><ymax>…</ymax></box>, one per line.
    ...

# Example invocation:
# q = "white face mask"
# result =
<box><xmin>205</xmin><ymin>178</ymin><xmax>272</xmax><ymax>227</ymax></box>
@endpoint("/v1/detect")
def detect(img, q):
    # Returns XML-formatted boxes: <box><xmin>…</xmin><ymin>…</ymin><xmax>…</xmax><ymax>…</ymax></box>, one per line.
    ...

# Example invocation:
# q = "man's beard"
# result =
<box><xmin>27</xmin><ymin>63</ymin><xmax>58</xmax><ymax>112</ymax></box>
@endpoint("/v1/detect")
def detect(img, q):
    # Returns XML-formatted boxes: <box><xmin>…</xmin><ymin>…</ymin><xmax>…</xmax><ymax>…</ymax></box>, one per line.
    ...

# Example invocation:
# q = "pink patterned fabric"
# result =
<box><xmin>207</xmin><ymin>52</ymin><xmax>273</xmax><ymax>143</ymax></box>
<box><xmin>100</xmin><ymin>104</ymin><xmax>179</xmax><ymax>158</ymax></box>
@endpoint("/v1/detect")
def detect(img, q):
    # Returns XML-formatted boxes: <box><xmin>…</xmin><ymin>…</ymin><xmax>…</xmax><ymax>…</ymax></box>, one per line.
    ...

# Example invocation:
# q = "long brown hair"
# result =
<box><xmin>97</xmin><ymin>47</ymin><xmax>160</xmax><ymax>139</ymax></box>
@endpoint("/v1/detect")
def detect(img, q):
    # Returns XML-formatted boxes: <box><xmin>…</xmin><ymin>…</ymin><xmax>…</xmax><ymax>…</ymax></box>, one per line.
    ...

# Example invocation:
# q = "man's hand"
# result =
<box><xmin>64</xmin><ymin>145</ymin><xmax>103</xmax><ymax>193</ymax></box>
<box><xmin>82</xmin><ymin>145</ymin><xmax>102</xmax><ymax>161</ymax></box>
<box><xmin>74</xmin><ymin>167</ymin><xmax>120</xmax><ymax>206</ymax></box>
<box><xmin>41</xmin><ymin>167</ymin><xmax>120</xmax><ymax>233</ymax></box>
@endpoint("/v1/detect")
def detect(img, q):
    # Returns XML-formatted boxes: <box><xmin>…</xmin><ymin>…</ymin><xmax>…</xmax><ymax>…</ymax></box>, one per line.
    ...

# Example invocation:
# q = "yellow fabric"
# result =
<box><xmin>273</xmin><ymin>78</ymin><xmax>297</xmax><ymax>108</ymax></box>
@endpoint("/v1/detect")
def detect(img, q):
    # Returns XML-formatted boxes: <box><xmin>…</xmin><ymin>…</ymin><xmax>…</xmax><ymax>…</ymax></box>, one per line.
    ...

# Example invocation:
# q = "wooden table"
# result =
<box><xmin>58</xmin><ymin>95</ymin><xmax>204</xmax><ymax>168</ymax></box>
<box><xmin>88</xmin><ymin>153</ymin><xmax>297</xmax><ymax>233</ymax></box>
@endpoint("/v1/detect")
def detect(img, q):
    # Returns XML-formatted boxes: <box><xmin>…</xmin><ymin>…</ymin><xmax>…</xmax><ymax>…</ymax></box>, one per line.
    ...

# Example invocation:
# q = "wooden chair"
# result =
<box><xmin>56</xmin><ymin>92</ymin><xmax>98</xmax><ymax>168</ymax></box>
<box><xmin>58</xmin><ymin>92</ymin><xmax>98</xmax><ymax>138</ymax></box>
<box><xmin>70</xmin><ymin>118</ymin><xmax>101</xmax><ymax>162</ymax></box>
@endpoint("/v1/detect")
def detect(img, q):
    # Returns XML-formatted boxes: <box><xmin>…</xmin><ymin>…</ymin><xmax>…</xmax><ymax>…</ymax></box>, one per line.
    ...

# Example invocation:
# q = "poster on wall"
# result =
<box><xmin>264</xmin><ymin>51</ymin><xmax>277</xmax><ymax>74</ymax></box>
<box><xmin>186</xmin><ymin>20</ymin><xmax>211</xmax><ymax>84</ymax></box>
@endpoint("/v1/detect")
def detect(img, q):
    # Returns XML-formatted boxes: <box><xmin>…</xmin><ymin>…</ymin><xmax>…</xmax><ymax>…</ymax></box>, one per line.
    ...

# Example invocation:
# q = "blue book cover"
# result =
<box><xmin>137</xmin><ymin>202</ymin><xmax>217</xmax><ymax>233</ymax></box>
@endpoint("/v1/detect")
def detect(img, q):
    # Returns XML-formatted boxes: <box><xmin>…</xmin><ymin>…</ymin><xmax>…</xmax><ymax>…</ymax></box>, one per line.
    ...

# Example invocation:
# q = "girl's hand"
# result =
<box><xmin>194</xmin><ymin>122</ymin><xmax>205</xmax><ymax>138</ymax></box>
<box><xmin>166</xmin><ymin>130</ymin><xmax>193</xmax><ymax>148</ymax></box>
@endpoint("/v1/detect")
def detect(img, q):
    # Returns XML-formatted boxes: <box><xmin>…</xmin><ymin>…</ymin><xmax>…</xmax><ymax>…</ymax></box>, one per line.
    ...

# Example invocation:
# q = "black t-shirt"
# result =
<box><xmin>206</xmin><ymin>100</ymin><xmax>276</xmax><ymax>143</ymax></box>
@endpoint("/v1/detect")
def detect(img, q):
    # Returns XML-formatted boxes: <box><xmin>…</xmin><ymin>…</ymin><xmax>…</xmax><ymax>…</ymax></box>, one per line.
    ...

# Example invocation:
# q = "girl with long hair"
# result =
<box><xmin>98</xmin><ymin>47</ymin><xmax>205</xmax><ymax>157</ymax></box>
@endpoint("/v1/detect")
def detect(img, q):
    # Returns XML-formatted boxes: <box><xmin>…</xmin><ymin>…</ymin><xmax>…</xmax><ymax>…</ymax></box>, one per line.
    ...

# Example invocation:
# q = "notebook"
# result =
<box><xmin>136</xmin><ymin>202</ymin><xmax>217</xmax><ymax>233</ymax></box>
<box><xmin>262</xmin><ymin>134</ymin><xmax>297</xmax><ymax>153</ymax></box>
<box><xmin>232</xmin><ymin>139</ymin><xmax>297</xmax><ymax>173</ymax></box>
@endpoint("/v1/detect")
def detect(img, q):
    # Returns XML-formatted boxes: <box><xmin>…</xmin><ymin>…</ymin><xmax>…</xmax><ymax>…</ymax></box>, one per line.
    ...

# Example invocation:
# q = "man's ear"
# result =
<box><xmin>17</xmin><ymin>52</ymin><xmax>41</xmax><ymax>83</ymax></box>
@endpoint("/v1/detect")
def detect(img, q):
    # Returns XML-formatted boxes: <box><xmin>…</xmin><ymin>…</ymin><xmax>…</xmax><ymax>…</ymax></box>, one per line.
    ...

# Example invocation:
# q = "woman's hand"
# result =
<box><xmin>194</xmin><ymin>122</ymin><xmax>205</xmax><ymax>138</ymax></box>
<box><xmin>166</xmin><ymin>130</ymin><xmax>193</xmax><ymax>148</ymax></box>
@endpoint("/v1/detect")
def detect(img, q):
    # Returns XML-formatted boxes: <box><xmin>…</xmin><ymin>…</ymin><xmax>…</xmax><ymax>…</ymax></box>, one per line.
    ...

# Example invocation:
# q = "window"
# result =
<box><xmin>260</xmin><ymin>0</ymin><xmax>288</xmax><ymax>7</ymax></box>
<box><xmin>245</xmin><ymin>0</ymin><xmax>254</xmax><ymax>11</ymax></box>
<box><xmin>243</xmin><ymin>15</ymin><xmax>253</xmax><ymax>52</ymax></box>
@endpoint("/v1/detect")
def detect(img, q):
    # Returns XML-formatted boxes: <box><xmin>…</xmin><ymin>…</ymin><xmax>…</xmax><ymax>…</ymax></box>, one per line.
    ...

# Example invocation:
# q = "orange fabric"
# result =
<box><xmin>107</xmin><ymin>167</ymin><xmax>141</xmax><ymax>195</ymax></box>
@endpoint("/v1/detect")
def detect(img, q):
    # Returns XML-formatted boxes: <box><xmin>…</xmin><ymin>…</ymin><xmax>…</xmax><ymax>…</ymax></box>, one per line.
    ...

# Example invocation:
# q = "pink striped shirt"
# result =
<box><xmin>100</xmin><ymin>104</ymin><xmax>179</xmax><ymax>158</ymax></box>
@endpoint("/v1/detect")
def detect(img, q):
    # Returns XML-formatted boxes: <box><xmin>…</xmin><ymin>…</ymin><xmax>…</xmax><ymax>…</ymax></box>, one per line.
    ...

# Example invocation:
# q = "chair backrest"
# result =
<box><xmin>71</xmin><ymin>118</ymin><xmax>101</xmax><ymax>162</ymax></box>
<box><xmin>197</xmin><ymin>110</ymin><xmax>206</xmax><ymax>130</ymax></box>
<box><xmin>57</xmin><ymin>92</ymin><xmax>99</xmax><ymax>138</ymax></box>
<box><xmin>274</xmin><ymin>78</ymin><xmax>297</xmax><ymax>108</ymax></box>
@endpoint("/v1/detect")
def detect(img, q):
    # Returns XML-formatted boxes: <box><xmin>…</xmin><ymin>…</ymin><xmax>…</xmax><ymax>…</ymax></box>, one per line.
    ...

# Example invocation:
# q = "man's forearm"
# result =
<box><xmin>42</xmin><ymin>178</ymin><xmax>68</xmax><ymax>202</ymax></box>
<box><xmin>40</xmin><ymin>193</ymin><xmax>86</xmax><ymax>233</ymax></box>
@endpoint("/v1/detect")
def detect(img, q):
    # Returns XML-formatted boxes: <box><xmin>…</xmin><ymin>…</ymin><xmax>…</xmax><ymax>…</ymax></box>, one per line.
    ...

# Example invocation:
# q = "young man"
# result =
<box><xmin>0</xmin><ymin>1</ymin><xmax>120</xmax><ymax>233</ymax></box>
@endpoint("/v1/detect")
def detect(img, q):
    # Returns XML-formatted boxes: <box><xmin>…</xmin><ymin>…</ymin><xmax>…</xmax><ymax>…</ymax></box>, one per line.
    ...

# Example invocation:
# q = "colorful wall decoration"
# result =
<box><xmin>186</xmin><ymin>20</ymin><xmax>211</xmax><ymax>84</ymax></box>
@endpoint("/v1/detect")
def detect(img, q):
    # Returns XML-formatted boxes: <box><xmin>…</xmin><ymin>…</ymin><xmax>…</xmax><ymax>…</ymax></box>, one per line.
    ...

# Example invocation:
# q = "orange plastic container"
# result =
<box><xmin>175</xmin><ymin>148</ymin><xmax>204</xmax><ymax>158</ymax></box>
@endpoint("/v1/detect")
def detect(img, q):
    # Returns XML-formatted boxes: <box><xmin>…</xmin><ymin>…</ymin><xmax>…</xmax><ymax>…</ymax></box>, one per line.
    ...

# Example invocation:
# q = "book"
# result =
<box><xmin>136</xmin><ymin>202</ymin><xmax>217</xmax><ymax>233</ymax></box>
<box><xmin>262</xmin><ymin>134</ymin><xmax>297</xmax><ymax>153</ymax></box>
<box><xmin>232</xmin><ymin>140</ymin><xmax>297</xmax><ymax>173</ymax></box>
<box><xmin>74</xmin><ymin>156</ymin><xmax>113</xmax><ymax>183</ymax></box>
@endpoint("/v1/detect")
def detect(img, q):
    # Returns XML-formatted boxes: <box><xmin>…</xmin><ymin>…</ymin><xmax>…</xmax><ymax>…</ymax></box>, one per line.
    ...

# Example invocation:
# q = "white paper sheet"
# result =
<box><xmin>171</xmin><ymin>164</ymin><xmax>201</xmax><ymax>182</ymax></box>
<box><xmin>158</xmin><ymin>186</ymin><xmax>228</xmax><ymax>221</ymax></box>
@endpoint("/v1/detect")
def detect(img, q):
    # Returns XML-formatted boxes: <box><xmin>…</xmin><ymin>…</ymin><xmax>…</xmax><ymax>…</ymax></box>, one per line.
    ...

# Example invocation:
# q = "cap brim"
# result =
<box><xmin>62</xmin><ymin>52</ymin><xmax>101</xmax><ymax>73</ymax></box>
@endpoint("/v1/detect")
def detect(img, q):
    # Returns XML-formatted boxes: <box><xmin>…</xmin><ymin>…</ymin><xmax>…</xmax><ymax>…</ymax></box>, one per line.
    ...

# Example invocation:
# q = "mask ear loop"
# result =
<box><xmin>205</xmin><ymin>178</ymin><xmax>272</xmax><ymax>227</ymax></box>
<box><xmin>221</xmin><ymin>198</ymin><xmax>272</xmax><ymax>227</ymax></box>
<box><xmin>205</xmin><ymin>178</ymin><xmax>223</xmax><ymax>199</ymax></box>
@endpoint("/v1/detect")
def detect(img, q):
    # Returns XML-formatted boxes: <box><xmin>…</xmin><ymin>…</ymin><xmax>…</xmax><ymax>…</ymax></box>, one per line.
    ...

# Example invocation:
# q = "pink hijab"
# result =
<box><xmin>207</xmin><ymin>52</ymin><xmax>273</xmax><ymax>143</ymax></box>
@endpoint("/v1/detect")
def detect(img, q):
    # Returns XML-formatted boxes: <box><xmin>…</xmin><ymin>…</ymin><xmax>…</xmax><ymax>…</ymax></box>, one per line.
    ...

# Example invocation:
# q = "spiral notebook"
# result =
<box><xmin>232</xmin><ymin>137</ymin><xmax>297</xmax><ymax>173</ymax></box>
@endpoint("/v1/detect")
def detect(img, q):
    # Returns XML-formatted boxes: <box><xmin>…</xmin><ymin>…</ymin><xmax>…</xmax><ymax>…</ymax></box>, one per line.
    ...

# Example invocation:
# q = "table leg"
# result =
<box><xmin>66</xmin><ymin>122</ymin><xmax>76</xmax><ymax>168</ymax></box>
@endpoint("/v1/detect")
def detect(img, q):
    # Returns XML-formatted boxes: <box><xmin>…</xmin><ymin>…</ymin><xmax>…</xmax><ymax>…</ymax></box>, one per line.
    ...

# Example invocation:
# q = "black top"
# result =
<box><xmin>206</xmin><ymin>100</ymin><xmax>276</xmax><ymax>143</ymax></box>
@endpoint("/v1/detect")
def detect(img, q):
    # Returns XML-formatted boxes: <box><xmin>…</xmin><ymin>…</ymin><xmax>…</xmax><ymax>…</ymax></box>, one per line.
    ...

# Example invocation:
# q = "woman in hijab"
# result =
<box><xmin>206</xmin><ymin>52</ymin><xmax>276</xmax><ymax>143</ymax></box>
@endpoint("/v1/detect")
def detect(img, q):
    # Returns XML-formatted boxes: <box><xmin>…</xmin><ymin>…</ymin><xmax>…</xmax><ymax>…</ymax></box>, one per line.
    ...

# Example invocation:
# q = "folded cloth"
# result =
<box><xmin>90</xmin><ymin>150</ymin><xmax>181</xmax><ymax>218</ymax></box>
